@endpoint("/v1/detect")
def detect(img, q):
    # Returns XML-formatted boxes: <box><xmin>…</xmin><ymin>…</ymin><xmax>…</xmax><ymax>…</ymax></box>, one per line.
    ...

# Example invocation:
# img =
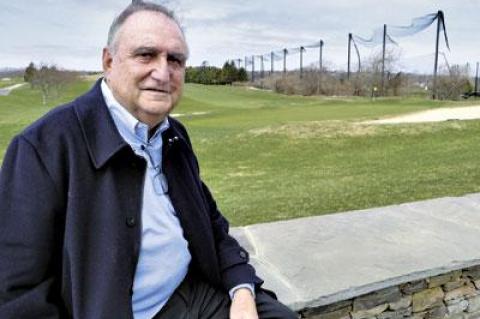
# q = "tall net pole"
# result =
<box><xmin>251</xmin><ymin>55</ymin><xmax>255</xmax><ymax>82</ymax></box>
<box><xmin>271</xmin><ymin>52</ymin><xmax>274</xmax><ymax>75</ymax></box>
<box><xmin>318</xmin><ymin>40</ymin><xmax>324</xmax><ymax>94</ymax></box>
<box><xmin>432</xmin><ymin>11</ymin><xmax>442</xmax><ymax>99</ymax></box>
<box><xmin>347</xmin><ymin>33</ymin><xmax>352</xmax><ymax>80</ymax></box>
<box><xmin>319</xmin><ymin>40</ymin><xmax>324</xmax><ymax>72</ymax></box>
<box><xmin>381</xmin><ymin>24</ymin><xmax>387</xmax><ymax>96</ymax></box>
<box><xmin>300</xmin><ymin>47</ymin><xmax>305</xmax><ymax>79</ymax></box>
<box><xmin>260</xmin><ymin>55</ymin><xmax>264</xmax><ymax>78</ymax></box>
<box><xmin>476</xmin><ymin>62</ymin><xmax>479</xmax><ymax>94</ymax></box>
<box><xmin>283</xmin><ymin>49</ymin><xmax>287</xmax><ymax>76</ymax></box>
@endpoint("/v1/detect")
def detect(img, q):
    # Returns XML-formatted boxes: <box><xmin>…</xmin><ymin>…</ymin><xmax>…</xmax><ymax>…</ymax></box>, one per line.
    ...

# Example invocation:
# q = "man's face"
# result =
<box><xmin>102</xmin><ymin>11</ymin><xmax>188</xmax><ymax>127</ymax></box>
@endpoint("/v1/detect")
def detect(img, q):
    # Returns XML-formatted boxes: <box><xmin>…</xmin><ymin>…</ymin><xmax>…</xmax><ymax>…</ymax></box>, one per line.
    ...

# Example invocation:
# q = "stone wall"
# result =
<box><xmin>299</xmin><ymin>265</ymin><xmax>480</xmax><ymax>319</ymax></box>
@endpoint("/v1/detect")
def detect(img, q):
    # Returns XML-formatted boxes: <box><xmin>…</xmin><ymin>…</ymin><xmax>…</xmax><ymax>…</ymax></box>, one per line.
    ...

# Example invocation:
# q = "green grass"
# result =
<box><xmin>0</xmin><ymin>76</ymin><xmax>24</xmax><ymax>88</ymax></box>
<box><xmin>2</xmin><ymin>80</ymin><xmax>480</xmax><ymax>225</ymax></box>
<box><xmin>0</xmin><ymin>80</ymin><xmax>92</xmax><ymax>160</ymax></box>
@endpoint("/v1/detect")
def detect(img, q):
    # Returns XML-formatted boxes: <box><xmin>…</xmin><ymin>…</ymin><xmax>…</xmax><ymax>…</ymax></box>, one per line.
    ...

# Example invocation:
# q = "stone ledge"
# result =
<box><xmin>231</xmin><ymin>193</ymin><xmax>480</xmax><ymax>313</ymax></box>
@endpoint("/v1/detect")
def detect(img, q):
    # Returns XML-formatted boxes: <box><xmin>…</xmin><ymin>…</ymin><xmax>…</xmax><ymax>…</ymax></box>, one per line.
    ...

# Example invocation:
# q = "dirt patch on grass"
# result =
<box><xmin>366</xmin><ymin>105</ymin><xmax>480</xmax><ymax>124</ymax></box>
<box><xmin>227</xmin><ymin>166</ymin><xmax>265</xmax><ymax>178</ymax></box>
<box><xmin>248</xmin><ymin>120</ymin><xmax>470</xmax><ymax>139</ymax></box>
<box><xmin>249</xmin><ymin>121</ymin><xmax>377</xmax><ymax>139</ymax></box>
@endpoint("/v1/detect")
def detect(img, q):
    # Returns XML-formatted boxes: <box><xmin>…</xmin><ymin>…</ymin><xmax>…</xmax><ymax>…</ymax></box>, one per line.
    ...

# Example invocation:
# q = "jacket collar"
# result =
<box><xmin>73</xmin><ymin>78</ymin><xmax>188</xmax><ymax>169</ymax></box>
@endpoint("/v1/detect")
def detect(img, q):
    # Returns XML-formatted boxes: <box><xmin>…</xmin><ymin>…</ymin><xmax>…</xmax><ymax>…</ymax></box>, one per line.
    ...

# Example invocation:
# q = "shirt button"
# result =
<box><xmin>126</xmin><ymin>216</ymin><xmax>136</xmax><ymax>227</ymax></box>
<box><xmin>239</xmin><ymin>251</ymin><xmax>247</xmax><ymax>259</ymax></box>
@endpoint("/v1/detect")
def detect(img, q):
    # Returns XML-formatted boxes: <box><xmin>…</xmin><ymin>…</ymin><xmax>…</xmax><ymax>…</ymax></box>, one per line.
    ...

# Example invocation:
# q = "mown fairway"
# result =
<box><xmin>1</xmin><ymin>79</ymin><xmax>480</xmax><ymax>225</ymax></box>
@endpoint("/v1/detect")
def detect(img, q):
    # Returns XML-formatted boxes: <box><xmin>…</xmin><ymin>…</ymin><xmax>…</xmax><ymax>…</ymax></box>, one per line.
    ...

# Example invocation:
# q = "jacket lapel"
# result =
<box><xmin>73</xmin><ymin>79</ymin><xmax>128</xmax><ymax>169</ymax></box>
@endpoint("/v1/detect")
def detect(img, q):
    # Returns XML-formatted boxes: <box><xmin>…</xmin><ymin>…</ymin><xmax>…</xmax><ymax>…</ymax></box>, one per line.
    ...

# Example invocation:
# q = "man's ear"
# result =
<box><xmin>102</xmin><ymin>47</ymin><xmax>113</xmax><ymax>74</ymax></box>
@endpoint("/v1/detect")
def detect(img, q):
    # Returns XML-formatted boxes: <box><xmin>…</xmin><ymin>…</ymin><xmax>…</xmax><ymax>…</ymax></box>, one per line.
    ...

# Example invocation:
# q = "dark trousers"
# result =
<box><xmin>153</xmin><ymin>273</ymin><xmax>298</xmax><ymax>319</ymax></box>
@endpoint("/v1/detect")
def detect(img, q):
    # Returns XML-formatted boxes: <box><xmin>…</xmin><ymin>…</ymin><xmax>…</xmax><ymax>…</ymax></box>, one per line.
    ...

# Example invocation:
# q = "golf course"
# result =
<box><xmin>1</xmin><ymin>77</ymin><xmax>480</xmax><ymax>226</ymax></box>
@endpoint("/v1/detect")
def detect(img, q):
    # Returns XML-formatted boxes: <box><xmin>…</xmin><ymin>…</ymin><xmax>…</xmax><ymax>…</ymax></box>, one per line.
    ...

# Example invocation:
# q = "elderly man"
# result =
<box><xmin>0</xmin><ymin>2</ymin><xmax>297</xmax><ymax>319</ymax></box>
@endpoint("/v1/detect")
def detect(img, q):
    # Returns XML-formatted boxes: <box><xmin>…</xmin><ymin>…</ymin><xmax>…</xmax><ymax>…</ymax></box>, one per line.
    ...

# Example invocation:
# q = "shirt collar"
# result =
<box><xmin>100</xmin><ymin>79</ymin><xmax>170</xmax><ymax>144</ymax></box>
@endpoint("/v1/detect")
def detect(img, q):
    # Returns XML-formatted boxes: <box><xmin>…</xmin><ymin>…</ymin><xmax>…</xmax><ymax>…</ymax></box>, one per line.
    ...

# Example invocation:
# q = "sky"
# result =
<box><xmin>1</xmin><ymin>0</ymin><xmax>479</xmax><ymax>75</ymax></box>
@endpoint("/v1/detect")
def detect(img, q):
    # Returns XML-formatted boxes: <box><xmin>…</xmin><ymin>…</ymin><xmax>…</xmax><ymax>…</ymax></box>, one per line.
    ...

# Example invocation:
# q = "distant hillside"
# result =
<box><xmin>0</xmin><ymin>67</ymin><xmax>24</xmax><ymax>78</ymax></box>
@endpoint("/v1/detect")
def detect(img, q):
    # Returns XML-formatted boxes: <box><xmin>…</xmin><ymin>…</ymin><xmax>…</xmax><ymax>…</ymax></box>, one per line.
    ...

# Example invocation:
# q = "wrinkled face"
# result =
<box><xmin>103</xmin><ymin>11</ymin><xmax>188</xmax><ymax>127</ymax></box>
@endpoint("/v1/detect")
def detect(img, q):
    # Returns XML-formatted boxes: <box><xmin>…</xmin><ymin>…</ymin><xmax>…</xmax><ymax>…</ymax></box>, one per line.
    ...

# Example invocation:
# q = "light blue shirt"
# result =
<box><xmin>101</xmin><ymin>81</ymin><xmax>191</xmax><ymax>319</ymax></box>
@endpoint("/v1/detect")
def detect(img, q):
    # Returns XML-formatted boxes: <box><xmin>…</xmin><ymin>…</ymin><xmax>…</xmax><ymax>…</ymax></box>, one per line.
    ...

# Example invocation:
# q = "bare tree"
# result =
<box><xmin>436</xmin><ymin>64</ymin><xmax>472</xmax><ymax>100</ymax></box>
<box><xmin>365</xmin><ymin>48</ymin><xmax>402</xmax><ymax>96</ymax></box>
<box><xmin>32</xmin><ymin>64</ymin><xmax>77</xmax><ymax>105</ymax></box>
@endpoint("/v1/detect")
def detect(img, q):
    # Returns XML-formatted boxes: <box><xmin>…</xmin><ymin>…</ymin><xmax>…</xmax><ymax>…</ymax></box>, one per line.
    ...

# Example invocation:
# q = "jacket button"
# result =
<box><xmin>126</xmin><ymin>216</ymin><xmax>136</xmax><ymax>227</ymax></box>
<box><xmin>168</xmin><ymin>136</ymin><xmax>179</xmax><ymax>146</ymax></box>
<box><xmin>239</xmin><ymin>251</ymin><xmax>247</xmax><ymax>259</ymax></box>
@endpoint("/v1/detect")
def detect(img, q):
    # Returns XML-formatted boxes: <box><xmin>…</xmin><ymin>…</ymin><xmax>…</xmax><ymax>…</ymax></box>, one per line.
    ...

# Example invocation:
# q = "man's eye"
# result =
<box><xmin>136</xmin><ymin>52</ymin><xmax>155</xmax><ymax>60</ymax></box>
<box><xmin>168</xmin><ymin>56</ymin><xmax>185</xmax><ymax>67</ymax></box>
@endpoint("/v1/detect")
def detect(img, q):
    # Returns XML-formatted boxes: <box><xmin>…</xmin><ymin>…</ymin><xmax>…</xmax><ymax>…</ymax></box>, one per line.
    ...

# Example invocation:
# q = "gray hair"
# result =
<box><xmin>107</xmin><ymin>1</ymin><xmax>185</xmax><ymax>54</ymax></box>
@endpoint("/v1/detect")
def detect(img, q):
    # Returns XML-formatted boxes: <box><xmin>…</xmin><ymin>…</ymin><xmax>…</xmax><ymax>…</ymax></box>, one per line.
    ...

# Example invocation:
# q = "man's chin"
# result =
<box><xmin>138</xmin><ymin>102</ymin><xmax>173</xmax><ymax>116</ymax></box>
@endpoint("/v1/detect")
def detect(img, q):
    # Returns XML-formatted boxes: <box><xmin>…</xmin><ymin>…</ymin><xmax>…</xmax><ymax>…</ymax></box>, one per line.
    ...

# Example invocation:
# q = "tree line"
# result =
<box><xmin>185</xmin><ymin>61</ymin><xmax>248</xmax><ymax>85</ymax></box>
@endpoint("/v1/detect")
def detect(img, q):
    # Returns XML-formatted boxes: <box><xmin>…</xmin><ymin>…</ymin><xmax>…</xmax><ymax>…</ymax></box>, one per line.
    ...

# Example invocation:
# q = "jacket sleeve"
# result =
<box><xmin>200</xmin><ymin>181</ymin><xmax>264</xmax><ymax>292</ymax></box>
<box><xmin>0</xmin><ymin>136</ymin><xmax>65</xmax><ymax>318</ymax></box>
<box><xmin>170</xmin><ymin>118</ymin><xmax>264</xmax><ymax>292</ymax></box>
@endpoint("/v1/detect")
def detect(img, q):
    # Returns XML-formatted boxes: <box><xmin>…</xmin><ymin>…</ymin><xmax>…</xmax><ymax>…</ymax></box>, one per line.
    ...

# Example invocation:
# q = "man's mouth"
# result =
<box><xmin>143</xmin><ymin>88</ymin><xmax>170</xmax><ymax>94</ymax></box>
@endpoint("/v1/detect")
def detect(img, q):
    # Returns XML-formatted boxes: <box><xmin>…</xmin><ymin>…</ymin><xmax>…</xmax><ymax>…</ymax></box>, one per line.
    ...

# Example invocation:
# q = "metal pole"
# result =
<box><xmin>300</xmin><ymin>47</ymin><xmax>304</xmax><ymax>79</ymax></box>
<box><xmin>251</xmin><ymin>55</ymin><xmax>255</xmax><ymax>82</ymax></box>
<box><xmin>432</xmin><ymin>11</ymin><xmax>442</xmax><ymax>99</ymax></box>
<box><xmin>381</xmin><ymin>24</ymin><xmax>386</xmax><ymax>96</ymax></box>
<box><xmin>283</xmin><ymin>49</ymin><xmax>287</xmax><ymax>75</ymax></box>
<box><xmin>271</xmin><ymin>52</ymin><xmax>274</xmax><ymax>75</ymax></box>
<box><xmin>348</xmin><ymin>33</ymin><xmax>352</xmax><ymax>80</ymax></box>
<box><xmin>318</xmin><ymin>40</ymin><xmax>324</xmax><ymax>94</ymax></box>
<box><xmin>319</xmin><ymin>40</ymin><xmax>324</xmax><ymax>72</ymax></box>
<box><xmin>475</xmin><ymin>62</ymin><xmax>479</xmax><ymax>94</ymax></box>
<box><xmin>260</xmin><ymin>55</ymin><xmax>264</xmax><ymax>78</ymax></box>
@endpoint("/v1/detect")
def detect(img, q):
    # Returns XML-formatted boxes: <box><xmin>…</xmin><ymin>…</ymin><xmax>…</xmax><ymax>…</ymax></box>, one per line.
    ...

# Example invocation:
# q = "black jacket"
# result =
<box><xmin>0</xmin><ymin>80</ymin><xmax>262</xmax><ymax>318</ymax></box>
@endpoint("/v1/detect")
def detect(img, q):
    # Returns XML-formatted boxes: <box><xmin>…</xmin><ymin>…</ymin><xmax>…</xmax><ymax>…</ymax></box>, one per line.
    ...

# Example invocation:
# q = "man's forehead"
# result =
<box><xmin>117</xmin><ymin>11</ymin><xmax>188</xmax><ymax>54</ymax></box>
<box><xmin>127</xmin><ymin>35</ymin><xmax>187</xmax><ymax>53</ymax></box>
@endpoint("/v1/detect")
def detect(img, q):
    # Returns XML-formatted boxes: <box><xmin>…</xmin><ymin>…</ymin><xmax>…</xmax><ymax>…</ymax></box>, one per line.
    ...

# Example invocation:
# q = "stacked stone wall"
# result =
<box><xmin>299</xmin><ymin>265</ymin><xmax>480</xmax><ymax>319</ymax></box>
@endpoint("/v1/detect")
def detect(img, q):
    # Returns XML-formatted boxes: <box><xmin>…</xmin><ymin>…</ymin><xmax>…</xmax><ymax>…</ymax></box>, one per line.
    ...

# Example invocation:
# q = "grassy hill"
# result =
<box><xmin>1</xmin><ymin>79</ymin><xmax>480</xmax><ymax>225</ymax></box>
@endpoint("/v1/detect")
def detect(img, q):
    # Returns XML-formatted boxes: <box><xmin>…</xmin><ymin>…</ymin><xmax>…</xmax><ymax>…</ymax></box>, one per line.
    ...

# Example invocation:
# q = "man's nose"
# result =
<box><xmin>150</xmin><ymin>56</ymin><xmax>170</xmax><ymax>82</ymax></box>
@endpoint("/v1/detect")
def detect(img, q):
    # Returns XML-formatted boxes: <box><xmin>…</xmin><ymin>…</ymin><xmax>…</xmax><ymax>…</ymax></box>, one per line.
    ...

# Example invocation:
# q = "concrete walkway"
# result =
<box><xmin>231</xmin><ymin>193</ymin><xmax>480</xmax><ymax>311</ymax></box>
<box><xmin>0</xmin><ymin>83</ymin><xmax>26</xmax><ymax>96</ymax></box>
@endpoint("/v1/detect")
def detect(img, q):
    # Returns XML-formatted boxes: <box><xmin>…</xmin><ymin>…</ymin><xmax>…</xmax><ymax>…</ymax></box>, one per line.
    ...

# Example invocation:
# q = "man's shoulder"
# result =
<box><xmin>21</xmin><ymin>101</ymin><xmax>78</xmax><ymax>144</ymax></box>
<box><xmin>20</xmin><ymin>81</ymin><xmax>103</xmax><ymax>148</ymax></box>
<box><xmin>168</xmin><ymin>116</ymin><xmax>187</xmax><ymax>134</ymax></box>
<box><xmin>167</xmin><ymin>116</ymin><xmax>192</xmax><ymax>144</ymax></box>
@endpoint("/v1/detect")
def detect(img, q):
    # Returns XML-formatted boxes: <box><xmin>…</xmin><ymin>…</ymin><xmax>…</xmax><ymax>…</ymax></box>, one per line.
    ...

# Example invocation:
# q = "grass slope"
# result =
<box><xmin>1</xmin><ymin>81</ymin><xmax>480</xmax><ymax>225</ymax></box>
